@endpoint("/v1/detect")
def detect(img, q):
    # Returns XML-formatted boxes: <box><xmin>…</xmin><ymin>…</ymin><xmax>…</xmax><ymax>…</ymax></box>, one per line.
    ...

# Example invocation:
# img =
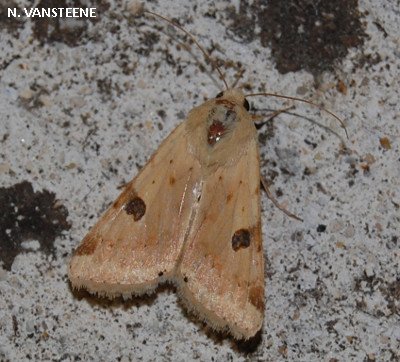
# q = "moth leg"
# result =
<box><xmin>260</xmin><ymin>176</ymin><xmax>302</xmax><ymax>221</ymax></box>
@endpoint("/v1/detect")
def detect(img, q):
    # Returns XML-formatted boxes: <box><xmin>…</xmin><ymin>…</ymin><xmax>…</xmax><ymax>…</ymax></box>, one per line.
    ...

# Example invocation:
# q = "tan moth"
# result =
<box><xmin>68</xmin><ymin>9</ymin><xmax>346</xmax><ymax>340</ymax></box>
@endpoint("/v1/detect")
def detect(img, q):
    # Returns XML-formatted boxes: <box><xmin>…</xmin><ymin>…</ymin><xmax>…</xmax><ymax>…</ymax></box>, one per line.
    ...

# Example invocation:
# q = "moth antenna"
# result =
<box><xmin>246</xmin><ymin>92</ymin><xmax>348</xmax><ymax>139</ymax></box>
<box><xmin>144</xmin><ymin>10</ymin><xmax>229</xmax><ymax>91</ymax></box>
<box><xmin>230</xmin><ymin>69</ymin><xmax>246</xmax><ymax>89</ymax></box>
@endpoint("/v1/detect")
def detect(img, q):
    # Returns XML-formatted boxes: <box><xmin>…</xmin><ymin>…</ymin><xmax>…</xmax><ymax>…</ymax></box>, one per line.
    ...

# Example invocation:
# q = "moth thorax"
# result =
<box><xmin>207</xmin><ymin>103</ymin><xmax>237</xmax><ymax>146</ymax></box>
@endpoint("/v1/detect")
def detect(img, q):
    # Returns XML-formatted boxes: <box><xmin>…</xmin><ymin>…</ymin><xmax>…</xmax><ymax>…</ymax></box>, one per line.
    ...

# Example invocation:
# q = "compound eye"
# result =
<box><xmin>243</xmin><ymin>98</ymin><xmax>250</xmax><ymax>111</ymax></box>
<box><xmin>215</xmin><ymin>91</ymin><xmax>224</xmax><ymax>98</ymax></box>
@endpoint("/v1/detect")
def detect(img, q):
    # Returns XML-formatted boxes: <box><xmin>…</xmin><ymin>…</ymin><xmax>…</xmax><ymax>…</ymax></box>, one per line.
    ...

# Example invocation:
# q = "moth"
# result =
<box><xmin>68</xmin><ymin>10</ymin><xmax>346</xmax><ymax>340</ymax></box>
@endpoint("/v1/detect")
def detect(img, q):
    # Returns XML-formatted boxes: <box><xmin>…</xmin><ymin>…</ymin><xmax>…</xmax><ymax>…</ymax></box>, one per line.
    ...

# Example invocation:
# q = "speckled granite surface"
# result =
<box><xmin>1</xmin><ymin>0</ymin><xmax>399</xmax><ymax>360</ymax></box>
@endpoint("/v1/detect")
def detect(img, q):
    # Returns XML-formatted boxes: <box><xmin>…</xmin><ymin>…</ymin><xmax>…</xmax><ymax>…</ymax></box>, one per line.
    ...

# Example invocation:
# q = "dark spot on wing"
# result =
<box><xmin>254</xmin><ymin>185</ymin><xmax>260</xmax><ymax>195</ymax></box>
<box><xmin>232</xmin><ymin>228</ymin><xmax>251</xmax><ymax>251</ymax></box>
<box><xmin>125</xmin><ymin>195</ymin><xmax>146</xmax><ymax>221</ymax></box>
<box><xmin>73</xmin><ymin>235</ymin><xmax>99</xmax><ymax>256</ymax></box>
<box><xmin>169</xmin><ymin>175</ymin><xmax>176</xmax><ymax>185</ymax></box>
<box><xmin>249</xmin><ymin>286</ymin><xmax>265</xmax><ymax>312</ymax></box>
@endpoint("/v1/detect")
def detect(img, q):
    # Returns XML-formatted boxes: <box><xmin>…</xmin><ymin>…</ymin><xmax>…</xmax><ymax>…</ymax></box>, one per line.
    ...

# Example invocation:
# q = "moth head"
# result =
<box><xmin>215</xmin><ymin>90</ymin><xmax>250</xmax><ymax>112</ymax></box>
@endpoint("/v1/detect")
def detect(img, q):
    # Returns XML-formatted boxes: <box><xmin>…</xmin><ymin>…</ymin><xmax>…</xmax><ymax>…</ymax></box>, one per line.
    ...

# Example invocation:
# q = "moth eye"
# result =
<box><xmin>243</xmin><ymin>98</ymin><xmax>250</xmax><ymax>111</ymax></box>
<box><xmin>215</xmin><ymin>91</ymin><xmax>224</xmax><ymax>98</ymax></box>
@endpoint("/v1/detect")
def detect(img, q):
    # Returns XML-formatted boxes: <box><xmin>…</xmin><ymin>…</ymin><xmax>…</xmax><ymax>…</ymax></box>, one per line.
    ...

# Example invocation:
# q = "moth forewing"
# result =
<box><xmin>68</xmin><ymin>122</ymin><xmax>203</xmax><ymax>298</ymax></box>
<box><xmin>175</xmin><ymin>93</ymin><xmax>264</xmax><ymax>338</ymax></box>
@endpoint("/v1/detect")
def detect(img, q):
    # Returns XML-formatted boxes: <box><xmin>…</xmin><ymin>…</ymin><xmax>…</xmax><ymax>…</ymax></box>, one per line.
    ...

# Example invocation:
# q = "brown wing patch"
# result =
<box><xmin>72</xmin><ymin>234</ymin><xmax>99</xmax><ymax>256</ymax></box>
<box><xmin>231</xmin><ymin>228</ymin><xmax>251</xmax><ymax>251</ymax></box>
<box><xmin>125</xmin><ymin>194</ymin><xmax>146</xmax><ymax>221</ymax></box>
<box><xmin>249</xmin><ymin>285</ymin><xmax>265</xmax><ymax>312</ymax></box>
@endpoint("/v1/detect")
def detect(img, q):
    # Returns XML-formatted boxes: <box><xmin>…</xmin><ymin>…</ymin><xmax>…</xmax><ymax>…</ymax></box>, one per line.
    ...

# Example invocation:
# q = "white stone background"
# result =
<box><xmin>0</xmin><ymin>0</ymin><xmax>399</xmax><ymax>361</ymax></box>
